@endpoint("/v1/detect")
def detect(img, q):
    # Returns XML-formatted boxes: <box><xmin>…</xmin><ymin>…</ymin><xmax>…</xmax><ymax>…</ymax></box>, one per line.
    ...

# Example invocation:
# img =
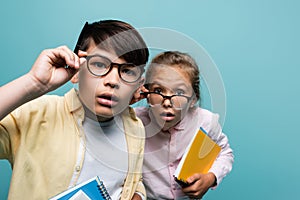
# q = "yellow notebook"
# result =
<box><xmin>174</xmin><ymin>127</ymin><xmax>221</xmax><ymax>184</ymax></box>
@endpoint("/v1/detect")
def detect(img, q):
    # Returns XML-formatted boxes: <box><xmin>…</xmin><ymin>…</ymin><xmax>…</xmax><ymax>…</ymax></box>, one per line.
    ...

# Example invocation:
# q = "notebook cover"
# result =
<box><xmin>174</xmin><ymin>127</ymin><xmax>221</xmax><ymax>183</ymax></box>
<box><xmin>49</xmin><ymin>176</ymin><xmax>111</xmax><ymax>200</ymax></box>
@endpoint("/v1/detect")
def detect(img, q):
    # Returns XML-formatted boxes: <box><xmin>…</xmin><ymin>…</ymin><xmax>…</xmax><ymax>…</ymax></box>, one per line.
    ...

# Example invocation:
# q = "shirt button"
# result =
<box><xmin>75</xmin><ymin>165</ymin><xmax>81</xmax><ymax>172</ymax></box>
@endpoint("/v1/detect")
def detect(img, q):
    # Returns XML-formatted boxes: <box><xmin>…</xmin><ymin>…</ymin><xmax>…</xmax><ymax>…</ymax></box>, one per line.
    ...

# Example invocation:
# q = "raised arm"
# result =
<box><xmin>0</xmin><ymin>46</ymin><xmax>82</xmax><ymax>120</ymax></box>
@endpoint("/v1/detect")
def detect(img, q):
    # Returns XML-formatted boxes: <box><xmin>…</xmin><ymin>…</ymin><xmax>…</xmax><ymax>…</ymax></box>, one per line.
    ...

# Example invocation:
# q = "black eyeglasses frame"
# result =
<box><xmin>85</xmin><ymin>54</ymin><xmax>144</xmax><ymax>83</ymax></box>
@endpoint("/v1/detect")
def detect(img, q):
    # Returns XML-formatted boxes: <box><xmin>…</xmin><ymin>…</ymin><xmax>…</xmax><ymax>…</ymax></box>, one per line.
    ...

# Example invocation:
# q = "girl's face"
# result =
<box><xmin>147</xmin><ymin>65</ymin><xmax>196</xmax><ymax>131</ymax></box>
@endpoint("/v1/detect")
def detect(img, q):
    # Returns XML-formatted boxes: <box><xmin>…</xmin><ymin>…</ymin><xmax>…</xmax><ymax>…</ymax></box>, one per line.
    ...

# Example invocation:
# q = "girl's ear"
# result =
<box><xmin>189</xmin><ymin>96</ymin><xmax>198</xmax><ymax>108</ymax></box>
<box><xmin>71</xmin><ymin>72</ymin><xmax>79</xmax><ymax>83</ymax></box>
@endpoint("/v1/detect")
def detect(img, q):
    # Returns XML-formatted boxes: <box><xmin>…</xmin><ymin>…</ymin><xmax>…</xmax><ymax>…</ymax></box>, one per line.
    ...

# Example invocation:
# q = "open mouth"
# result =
<box><xmin>97</xmin><ymin>94</ymin><xmax>119</xmax><ymax>107</ymax></box>
<box><xmin>160</xmin><ymin>112</ymin><xmax>175</xmax><ymax>121</ymax></box>
<box><xmin>160</xmin><ymin>112</ymin><xmax>175</xmax><ymax>117</ymax></box>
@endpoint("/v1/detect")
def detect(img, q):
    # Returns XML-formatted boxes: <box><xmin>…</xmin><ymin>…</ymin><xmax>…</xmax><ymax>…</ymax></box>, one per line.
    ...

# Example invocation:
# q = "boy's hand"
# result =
<box><xmin>28</xmin><ymin>45</ymin><xmax>81</xmax><ymax>94</ymax></box>
<box><xmin>0</xmin><ymin>46</ymin><xmax>86</xmax><ymax>120</ymax></box>
<box><xmin>181</xmin><ymin>172</ymin><xmax>216</xmax><ymax>199</ymax></box>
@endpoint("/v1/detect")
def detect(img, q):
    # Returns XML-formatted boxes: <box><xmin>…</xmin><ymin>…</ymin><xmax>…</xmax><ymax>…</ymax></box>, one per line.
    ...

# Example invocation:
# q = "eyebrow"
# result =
<box><xmin>86</xmin><ymin>54</ymin><xmax>133</xmax><ymax>65</ymax></box>
<box><xmin>150</xmin><ymin>82</ymin><xmax>190</xmax><ymax>92</ymax></box>
<box><xmin>87</xmin><ymin>54</ymin><xmax>111</xmax><ymax>61</ymax></box>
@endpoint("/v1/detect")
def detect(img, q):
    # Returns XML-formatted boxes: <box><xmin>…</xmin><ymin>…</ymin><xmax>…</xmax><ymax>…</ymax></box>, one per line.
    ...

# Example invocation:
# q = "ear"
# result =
<box><xmin>129</xmin><ymin>89</ymin><xmax>142</xmax><ymax>105</ymax></box>
<box><xmin>189</xmin><ymin>96</ymin><xmax>198</xmax><ymax>108</ymax></box>
<box><xmin>133</xmin><ymin>89</ymin><xmax>141</xmax><ymax>100</ymax></box>
<box><xmin>71</xmin><ymin>72</ymin><xmax>79</xmax><ymax>83</ymax></box>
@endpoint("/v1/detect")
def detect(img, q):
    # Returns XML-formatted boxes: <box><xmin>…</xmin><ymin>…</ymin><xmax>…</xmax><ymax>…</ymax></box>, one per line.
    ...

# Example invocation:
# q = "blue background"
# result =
<box><xmin>1</xmin><ymin>0</ymin><xmax>300</xmax><ymax>199</ymax></box>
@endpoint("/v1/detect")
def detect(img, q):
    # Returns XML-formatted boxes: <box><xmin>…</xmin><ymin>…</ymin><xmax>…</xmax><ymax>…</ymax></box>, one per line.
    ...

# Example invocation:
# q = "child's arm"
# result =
<box><xmin>181</xmin><ymin>112</ymin><xmax>234</xmax><ymax>199</ymax></box>
<box><xmin>207</xmin><ymin>115</ymin><xmax>234</xmax><ymax>188</ymax></box>
<box><xmin>0</xmin><ymin>46</ymin><xmax>81</xmax><ymax>120</ymax></box>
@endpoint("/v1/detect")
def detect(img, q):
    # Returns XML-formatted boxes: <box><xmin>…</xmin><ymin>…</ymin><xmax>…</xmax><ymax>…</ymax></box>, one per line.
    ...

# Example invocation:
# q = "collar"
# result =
<box><xmin>65</xmin><ymin>88</ymin><xmax>83</xmax><ymax>113</ymax></box>
<box><xmin>168</xmin><ymin>108</ymin><xmax>198</xmax><ymax>132</ymax></box>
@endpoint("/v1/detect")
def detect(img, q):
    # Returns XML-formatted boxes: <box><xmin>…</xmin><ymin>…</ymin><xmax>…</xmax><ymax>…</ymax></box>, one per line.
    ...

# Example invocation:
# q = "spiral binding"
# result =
<box><xmin>97</xmin><ymin>181</ymin><xmax>112</xmax><ymax>200</ymax></box>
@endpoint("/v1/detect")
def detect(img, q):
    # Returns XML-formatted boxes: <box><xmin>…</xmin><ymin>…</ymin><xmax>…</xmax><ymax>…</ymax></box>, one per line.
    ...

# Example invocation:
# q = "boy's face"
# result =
<box><xmin>76</xmin><ymin>42</ymin><xmax>142</xmax><ymax>121</ymax></box>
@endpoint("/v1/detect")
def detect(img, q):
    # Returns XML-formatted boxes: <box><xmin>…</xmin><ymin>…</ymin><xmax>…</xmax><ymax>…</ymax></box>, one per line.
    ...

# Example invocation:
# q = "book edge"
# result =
<box><xmin>173</xmin><ymin>127</ymin><xmax>202</xmax><ymax>178</ymax></box>
<box><xmin>49</xmin><ymin>176</ymin><xmax>101</xmax><ymax>200</ymax></box>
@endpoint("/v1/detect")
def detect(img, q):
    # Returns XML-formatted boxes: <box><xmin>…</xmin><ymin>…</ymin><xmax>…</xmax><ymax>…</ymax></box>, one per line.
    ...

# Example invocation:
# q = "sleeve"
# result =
<box><xmin>134</xmin><ymin>191</ymin><xmax>146</xmax><ymax>200</ymax></box>
<box><xmin>134</xmin><ymin>181</ymin><xmax>146</xmax><ymax>199</ymax></box>
<box><xmin>0</xmin><ymin>113</ymin><xmax>20</xmax><ymax>163</ymax></box>
<box><xmin>133</xmin><ymin>131</ymin><xmax>146</xmax><ymax>198</ymax></box>
<box><xmin>206</xmin><ymin>113</ymin><xmax>234</xmax><ymax>189</ymax></box>
<box><xmin>123</xmin><ymin>109</ymin><xmax>147</xmax><ymax>199</ymax></box>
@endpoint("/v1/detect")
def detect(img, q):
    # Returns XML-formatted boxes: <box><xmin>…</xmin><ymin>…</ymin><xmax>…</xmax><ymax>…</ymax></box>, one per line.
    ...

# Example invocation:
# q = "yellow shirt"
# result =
<box><xmin>0</xmin><ymin>89</ymin><xmax>145</xmax><ymax>200</ymax></box>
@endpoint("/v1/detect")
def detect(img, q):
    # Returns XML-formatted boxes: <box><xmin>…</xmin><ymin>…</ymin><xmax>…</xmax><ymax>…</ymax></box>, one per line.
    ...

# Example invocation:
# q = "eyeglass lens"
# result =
<box><xmin>148</xmin><ymin>93</ymin><xmax>189</xmax><ymax>109</ymax></box>
<box><xmin>87</xmin><ymin>55</ymin><xmax>142</xmax><ymax>83</ymax></box>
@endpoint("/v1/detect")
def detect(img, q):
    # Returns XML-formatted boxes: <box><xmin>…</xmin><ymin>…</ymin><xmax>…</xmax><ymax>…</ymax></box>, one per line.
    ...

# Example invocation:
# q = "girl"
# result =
<box><xmin>135</xmin><ymin>51</ymin><xmax>234</xmax><ymax>199</ymax></box>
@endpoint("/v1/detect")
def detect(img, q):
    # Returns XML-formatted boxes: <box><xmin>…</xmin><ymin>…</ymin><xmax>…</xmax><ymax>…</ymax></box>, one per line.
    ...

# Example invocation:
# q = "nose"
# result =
<box><xmin>162</xmin><ymin>97</ymin><xmax>172</xmax><ymax>108</ymax></box>
<box><xmin>103</xmin><ymin>67</ymin><xmax>120</xmax><ymax>89</ymax></box>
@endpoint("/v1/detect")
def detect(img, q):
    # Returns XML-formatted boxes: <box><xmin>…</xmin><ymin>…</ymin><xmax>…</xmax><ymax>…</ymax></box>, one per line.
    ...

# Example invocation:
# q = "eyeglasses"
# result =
<box><xmin>85</xmin><ymin>54</ymin><xmax>143</xmax><ymax>83</ymax></box>
<box><xmin>144</xmin><ymin>91</ymin><xmax>193</xmax><ymax>109</ymax></box>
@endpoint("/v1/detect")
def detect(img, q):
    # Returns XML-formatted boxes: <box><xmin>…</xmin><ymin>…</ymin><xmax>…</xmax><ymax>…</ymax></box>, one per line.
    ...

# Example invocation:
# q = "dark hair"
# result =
<box><xmin>146</xmin><ymin>51</ymin><xmax>200</xmax><ymax>102</ymax></box>
<box><xmin>74</xmin><ymin>20</ymin><xmax>149</xmax><ymax>68</ymax></box>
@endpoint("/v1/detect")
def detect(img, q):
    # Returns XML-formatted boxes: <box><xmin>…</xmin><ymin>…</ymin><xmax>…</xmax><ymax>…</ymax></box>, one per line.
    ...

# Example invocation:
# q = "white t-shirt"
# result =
<box><xmin>76</xmin><ymin>116</ymin><xmax>128</xmax><ymax>199</ymax></box>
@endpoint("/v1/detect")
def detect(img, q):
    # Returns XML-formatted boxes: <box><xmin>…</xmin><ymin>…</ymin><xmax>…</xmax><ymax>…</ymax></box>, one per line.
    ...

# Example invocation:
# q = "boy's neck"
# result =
<box><xmin>82</xmin><ymin>104</ymin><xmax>114</xmax><ymax>122</ymax></box>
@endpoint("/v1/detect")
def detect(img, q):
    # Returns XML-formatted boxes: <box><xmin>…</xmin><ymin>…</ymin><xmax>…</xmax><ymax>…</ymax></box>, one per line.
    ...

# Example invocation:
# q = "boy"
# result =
<box><xmin>0</xmin><ymin>20</ymin><xmax>149</xmax><ymax>200</ymax></box>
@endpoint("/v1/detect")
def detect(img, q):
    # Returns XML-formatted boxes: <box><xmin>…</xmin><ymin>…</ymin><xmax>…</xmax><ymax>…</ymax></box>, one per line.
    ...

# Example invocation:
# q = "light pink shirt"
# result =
<box><xmin>135</xmin><ymin>107</ymin><xmax>234</xmax><ymax>200</ymax></box>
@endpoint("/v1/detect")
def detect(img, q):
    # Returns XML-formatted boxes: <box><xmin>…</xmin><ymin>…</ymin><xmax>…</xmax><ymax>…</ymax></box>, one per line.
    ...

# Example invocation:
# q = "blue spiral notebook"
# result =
<box><xmin>49</xmin><ymin>176</ymin><xmax>111</xmax><ymax>200</ymax></box>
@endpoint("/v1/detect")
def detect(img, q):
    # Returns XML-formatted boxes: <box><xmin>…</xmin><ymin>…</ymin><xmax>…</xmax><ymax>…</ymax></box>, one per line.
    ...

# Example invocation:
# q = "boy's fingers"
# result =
<box><xmin>78</xmin><ymin>50</ymin><xmax>87</xmax><ymax>57</ymax></box>
<box><xmin>73</xmin><ymin>52</ymin><xmax>80</xmax><ymax>68</ymax></box>
<box><xmin>52</xmin><ymin>46</ymin><xmax>79</xmax><ymax>69</ymax></box>
<box><xmin>57</xmin><ymin>46</ymin><xmax>74</xmax><ymax>60</ymax></box>
<box><xmin>66</xmin><ymin>52</ymin><xmax>80</xmax><ymax>69</ymax></box>
<box><xmin>79</xmin><ymin>57</ymin><xmax>87</xmax><ymax>65</ymax></box>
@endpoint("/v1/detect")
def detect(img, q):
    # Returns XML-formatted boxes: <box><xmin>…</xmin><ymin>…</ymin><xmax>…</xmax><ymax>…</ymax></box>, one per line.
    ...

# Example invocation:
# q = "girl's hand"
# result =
<box><xmin>181</xmin><ymin>172</ymin><xmax>216</xmax><ymax>199</ymax></box>
<box><xmin>130</xmin><ymin>84</ymin><xmax>149</xmax><ymax>105</ymax></box>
